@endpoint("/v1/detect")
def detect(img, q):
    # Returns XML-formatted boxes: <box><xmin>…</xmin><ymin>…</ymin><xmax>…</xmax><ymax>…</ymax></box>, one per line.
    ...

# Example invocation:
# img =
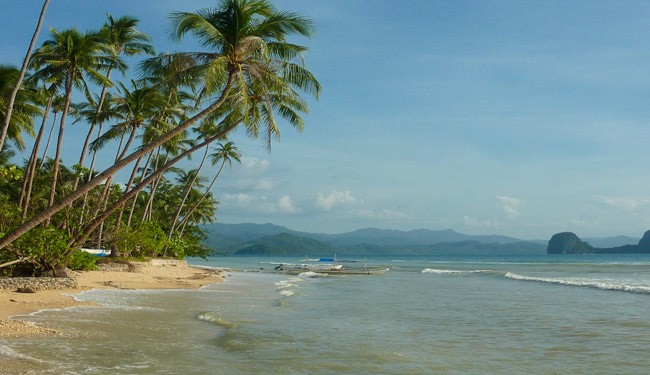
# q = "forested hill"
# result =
<box><xmin>202</xmin><ymin>223</ymin><xmax>547</xmax><ymax>256</ymax></box>
<box><xmin>547</xmin><ymin>231</ymin><xmax>650</xmax><ymax>254</ymax></box>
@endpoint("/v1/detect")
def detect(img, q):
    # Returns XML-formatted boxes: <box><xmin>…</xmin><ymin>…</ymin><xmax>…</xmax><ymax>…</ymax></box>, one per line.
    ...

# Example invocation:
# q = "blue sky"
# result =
<box><xmin>3</xmin><ymin>0</ymin><xmax>650</xmax><ymax>240</ymax></box>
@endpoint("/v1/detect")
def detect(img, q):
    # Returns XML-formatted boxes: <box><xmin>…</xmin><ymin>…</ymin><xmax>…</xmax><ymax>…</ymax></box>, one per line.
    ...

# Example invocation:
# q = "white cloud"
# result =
<box><xmin>497</xmin><ymin>195</ymin><xmax>522</xmax><ymax>219</ymax></box>
<box><xmin>223</xmin><ymin>193</ymin><xmax>256</xmax><ymax>204</ymax></box>
<box><xmin>222</xmin><ymin>193</ymin><xmax>302</xmax><ymax>215</ymax></box>
<box><xmin>240</xmin><ymin>156</ymin><xmax>270</xmax><ymax>174</ymax></box>
<box><xmin>233</xmin><ymin>178</ymin><xmax>278</xmax><ymax>191</ymax></box>
<box><xmin>277</xmin><ymin>195</ymin><xmax>302</xmax><ymax>214</ymax></box>
<box><xmin>599</xmin><ymin>196</ymin><xmax>650</xmax><ymax>211</ymax></box>
<box><xmin>252</xmin><ymin>178</ymin><xmax>277</xmax><ymax>191</ymax></box>
<box><xmin>316</xmin><ymin>190</ymin><xmax>359</xmax><ymax>211</ymax></box>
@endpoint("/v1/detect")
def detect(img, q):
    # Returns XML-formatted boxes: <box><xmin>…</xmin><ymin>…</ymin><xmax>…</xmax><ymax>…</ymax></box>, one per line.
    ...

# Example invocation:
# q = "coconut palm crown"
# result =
<box><xmin>169</xmin><ymin>0</ymin><xmax>321</xmax><ymax>144</ymax></box>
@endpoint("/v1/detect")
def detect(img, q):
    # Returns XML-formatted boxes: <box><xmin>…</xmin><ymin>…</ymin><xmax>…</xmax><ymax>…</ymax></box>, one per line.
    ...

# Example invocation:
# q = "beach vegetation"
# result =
<box><xmin>0</xmin><ymin>0</ymin><xmax>319</xmax><ymax>275</ymax></box>
<box><xmin>67</xmin><ymin>249</ymin><xmax>98</xmax><ymax>271</ymax></box>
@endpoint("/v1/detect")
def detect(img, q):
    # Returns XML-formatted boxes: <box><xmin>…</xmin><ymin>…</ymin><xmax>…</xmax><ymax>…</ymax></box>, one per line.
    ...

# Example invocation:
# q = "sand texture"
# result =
<box><xmin>0</xmin><ymin>259</ymin><xmax>223</xmax><ymax>374</ymax></box>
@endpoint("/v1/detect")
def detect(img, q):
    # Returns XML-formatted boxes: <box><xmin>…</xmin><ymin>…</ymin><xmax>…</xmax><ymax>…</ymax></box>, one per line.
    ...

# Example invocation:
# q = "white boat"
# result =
<box><xmin>274</xmin><ymin>259</ymin><xmax>388</xmax><ymax>275</ymax></box>
<box><xmin>81</xmin><ymin>248</ymin><xmax>111</xmax><ymax>257</ymax></box>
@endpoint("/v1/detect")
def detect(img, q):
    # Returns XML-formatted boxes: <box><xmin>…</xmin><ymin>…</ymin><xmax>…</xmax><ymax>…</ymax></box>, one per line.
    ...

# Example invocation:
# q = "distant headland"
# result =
<box><xmin>547</xmin><ymin>231</ymin><xmax>650</xmax><ymax>254</ymax></box>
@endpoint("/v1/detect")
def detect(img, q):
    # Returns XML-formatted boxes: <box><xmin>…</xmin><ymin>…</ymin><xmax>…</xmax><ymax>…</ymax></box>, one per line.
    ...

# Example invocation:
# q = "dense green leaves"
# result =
<box><xmin>0</xmin><ymin>0</ymin><xmax>318</xmax><ymax>274</ymax></box>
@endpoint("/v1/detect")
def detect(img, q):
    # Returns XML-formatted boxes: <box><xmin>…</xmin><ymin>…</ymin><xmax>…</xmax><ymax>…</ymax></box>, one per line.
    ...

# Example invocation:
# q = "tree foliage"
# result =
<box><xmin>0</xmin><ymin>0</ymin><xmax>319</xmax><ymax>275</ymax></box>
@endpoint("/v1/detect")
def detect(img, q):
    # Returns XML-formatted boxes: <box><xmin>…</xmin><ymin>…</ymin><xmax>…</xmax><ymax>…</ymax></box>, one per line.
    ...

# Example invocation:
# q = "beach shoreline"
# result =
<box><xmin>0</xmin><ymin>259</ymin><xmax>224</xmax><ymax>374</ymax></box>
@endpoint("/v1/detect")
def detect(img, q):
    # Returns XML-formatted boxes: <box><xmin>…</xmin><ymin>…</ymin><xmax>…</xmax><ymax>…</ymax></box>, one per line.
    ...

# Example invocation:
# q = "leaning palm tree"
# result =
<box><xmin>88</xmin><ymin>80</ymin><xmax>167</xmax><ymax>244</ymax></box>
<box><xmin>0</xmin><ymin>0</ymin><xmax>49</xmax><ymax>152</ymax></box>
<box><xmin>0</xmin><ymin>66</ymin><xmax>41</xmax><ymax>151</ymax></box>
<box><xmin>73</xmin><ymin>14</ymin><xmax>154</xmax><ymax>191</ymax></box>
<box><xmin>168</xmin><ymin>165</ymin><xmax>208</xmax><ymax>238</ymax></box>
<box><xmin>18</xmin><ymin>86</ymin><xmax>53</xmax><ymax>219</ymax></box>
<box><xmin>177</xmin><ymin>141</ymin><xmax>241</xmax><ymax>236</ymax></box>
<box><xmin>1</xmin><ymin>0</ymin><xmax>320</xmax><ymax>252</ymax></box>
<box><xmin>30</xmin><ymin>27</ymin><xmax>123</xmax><ymax>210</ymax></box>
<box><xmin>38</xmin><ymin>95</ymin><xmax>65</xmax><ymax>167</ymax></box>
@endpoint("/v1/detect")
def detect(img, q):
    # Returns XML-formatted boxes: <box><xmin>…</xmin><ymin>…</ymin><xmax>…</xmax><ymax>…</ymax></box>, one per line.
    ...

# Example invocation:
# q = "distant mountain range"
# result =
<box><xmin>201</xmin><ymin>223</ymin><xmax>641</xmax><ymax>256</ymax></box>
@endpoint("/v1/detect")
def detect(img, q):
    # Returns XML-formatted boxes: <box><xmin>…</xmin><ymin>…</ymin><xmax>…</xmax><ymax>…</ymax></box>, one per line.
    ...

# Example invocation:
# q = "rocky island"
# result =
<box><xmin>547</xmin><ymin>230</ymin><xmax>650</xmax><ymax>254</ymax></box>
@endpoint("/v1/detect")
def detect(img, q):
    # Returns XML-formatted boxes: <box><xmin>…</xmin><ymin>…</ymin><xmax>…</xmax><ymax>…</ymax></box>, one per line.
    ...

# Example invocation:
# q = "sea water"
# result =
<box><xmin>3</xmin><ymin>255</ymin><xmax>650</xmax><ymax>374</ymax></box>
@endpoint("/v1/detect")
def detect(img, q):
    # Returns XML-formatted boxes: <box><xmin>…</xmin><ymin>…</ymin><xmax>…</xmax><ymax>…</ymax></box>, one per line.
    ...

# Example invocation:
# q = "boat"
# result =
<box><xmin>81</xmin><ymin>248</ymin><xmax>111</xmax><ymax>257</ymax></box>
<box><xmin>274</xmin><ymin>259</ymin><xmax>388</xmax><ymax>275</ymax></box>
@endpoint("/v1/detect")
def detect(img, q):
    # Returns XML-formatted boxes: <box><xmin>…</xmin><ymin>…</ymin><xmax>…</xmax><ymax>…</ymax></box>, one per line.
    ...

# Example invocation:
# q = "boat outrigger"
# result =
<box><xmin>274</xmin><ymin>257</ymin><xmax>388</xmax><ymax>275</ymax></box>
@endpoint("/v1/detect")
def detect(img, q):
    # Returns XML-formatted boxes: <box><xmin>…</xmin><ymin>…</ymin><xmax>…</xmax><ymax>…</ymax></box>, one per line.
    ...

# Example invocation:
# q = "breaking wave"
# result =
<box><xmin>505</xmin><ymin>272</ymin><xmax>650</xmax><ymax>294</ymax></box>
<box><xmin>421</xmin><ymin>268</ymin><xmax>491</xmax><ymax>274</ymax></box>
<box><xmin>197</xmin><ymin>312</ymin><xmax>235</xmax><ymax>328</ymax></box>
<box><xmin>298</xmin><ymin>271</ymin><xmax>327</xmax><ymax>278</ymax></box>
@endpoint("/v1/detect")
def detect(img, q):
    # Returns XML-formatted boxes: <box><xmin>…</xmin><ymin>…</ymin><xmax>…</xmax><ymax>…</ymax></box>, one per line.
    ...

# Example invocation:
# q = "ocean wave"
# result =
<box><xmin>275</xmin><ymin>280</ymin><xmax>294</xmax><ymax>289</ymax></box>
<box><xmin>197</xmin><ymin>312</ymin><xmax>235</xmax><ymax>328</ymax></box>
<box><xmin>0</xmin><ymin>345</ymin><xmax>37</xmax><ymax>361</ymax></box>
<box><xmin>279</xmin><ymin>289</ymin><xmax>294</xmax><ymax>297</ymax></box>
<box><xmin>298</xmin><ymin>271</ymin><xmax>327</xmax><ymax>278</ymax></box>
<box><xmin>421</xmin><ymin>268</ymin><xmax>491</xmax><ymax>274</ymax></box>
<box><xmin>504</xmin><ymin>272</ymin><xmax>650</xmax><ymax>294</ymax></box>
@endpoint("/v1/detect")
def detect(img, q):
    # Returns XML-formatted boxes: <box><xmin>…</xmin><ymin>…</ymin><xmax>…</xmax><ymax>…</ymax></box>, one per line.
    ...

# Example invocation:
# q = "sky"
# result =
<box><xmin>3</xmin><ymin>0</ymin><xmax>650</xmax><ymax>240</ymax></box>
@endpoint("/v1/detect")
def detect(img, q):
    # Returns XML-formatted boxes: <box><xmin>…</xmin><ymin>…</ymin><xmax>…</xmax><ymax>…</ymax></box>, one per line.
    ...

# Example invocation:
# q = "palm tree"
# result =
<box><xmin>0</xmin><ymin>0</ymin><xmax>49</xmax><ymax>152</ymax></box>
<box><xmin>177</xmin><ymin>141</ymin><xmax>240</xmax><ymax>235</ymax></box>
<box><xmin>177</xmin><ymin>188</ymin><xmax>218</xmax><ymax>233</ymax></box>
<box><xmin>89</xmin><ymin>80</ymin><xmax>167</xmax><ymax>244</ymax></box>
<box><xmin>38</xmin><ymin>95</ymin><xmax>65</xmax><ymax>167</ymax></box>
<box><xmin>0</xmin><ymin>66</ymin><xmax>41</xmax><ymax>151</ymax></box>
<box><xmin>168</xmin><ymin>165</ymin><xmax>208</xmax><ymax>238</ymax></box>
<box><xmin>168</xmin><ymin>139</ymin><xmax>211</xmax><ymax>237</ymax></box>
<box><xmin>73</xmin><ymin>14</ymin><xmax>154</xmax><ymax>191</ymax></box>
<box><xmin>1</xmin><ymin>0</ymin><xmax>320</xmax><ymax>250</ymax></box>
<box><xmin>30</xmin><ymin>27</ymin><xmax>124</xmax><ymax>211</ymax></box>
<box><xmin>18</xmin><ymin>87</ymin><xmax>52</xmax><ymax>219</ymax></box>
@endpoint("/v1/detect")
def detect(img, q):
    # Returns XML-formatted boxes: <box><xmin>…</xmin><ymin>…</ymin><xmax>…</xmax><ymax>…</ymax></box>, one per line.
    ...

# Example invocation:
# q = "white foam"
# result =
<box><xmin>275</xmin><ymin>280</ymin><xmax>294</xmax><ymax>289</ymax></box>
<box><xmin>421</xmin><ymin>268</ymin><xmax>491</xmax><ymax>274</ymax></box>
<box><xmin>197</xmin><ymin>312</ymin><xmax>235</xmax><ymax>328</ymax></box>
<box><xmin>279</xmin><ymin>289</ymin><xmax>295</xmax><ymax>297</ymax></box>
<box><xmin>505</xmin><ymin>272</ymin><xmax>650</xmax><ymax>294</ymax></box>
<box><xmin>0</xmin><ymin>345</ymin><xmax>36</xmax><ymax>361</ymax></box>
<box><xmin>298</xmin><ymin>271</ymin><xmax>327</xmax><ymax>278</ymax></box>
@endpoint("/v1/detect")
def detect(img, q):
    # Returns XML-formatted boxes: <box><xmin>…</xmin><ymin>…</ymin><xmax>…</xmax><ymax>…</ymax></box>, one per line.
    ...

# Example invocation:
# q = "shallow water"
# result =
<box><xmin>4</xmin><ymin>255</ymin><xmax>650</xmax><ymax>374</ymax></box>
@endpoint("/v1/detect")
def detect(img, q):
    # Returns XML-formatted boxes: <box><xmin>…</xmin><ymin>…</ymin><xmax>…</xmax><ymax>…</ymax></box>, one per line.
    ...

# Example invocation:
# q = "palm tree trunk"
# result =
<box><xmin>143</xmin><ymin>152</ymin><xmax>168</xmax><ymax>221</ymax></box>
<box><xmin>86</xmin><ymin>122</ymin><xmax>104</xmax><ymax>182</ymax></box>
<box><xmin>0</xmin><ymin>72</ymin><xmax>237</xmax><ymax>251</ymax></box>
<box><xmin>39</xmin><ymin>110</ymin><xmax>58</xmax><ymax>168</ymax></box>
<box><xmin>92</xmin><ymin>126</ymin><xmax>137</xmax><ymax>227</ymax></box>
<box><xmin>72</xmin><ymin>68</ymin><xmax>112</xmax><ymax>191</ymax></box>
<box><xmin>126</xmin><ymin>149</ymin><xmax>154</xmax><ymax>227</ymax></box>
<box><xmin>114</xmin><ymin>155</ymin><xmax>143</xmax><ymax>230</ymax></box>
<box><xmin>178</xmin><ymin>160</ymin><xmax>226</xmax><ymax>236</ymax></box>
<box><xmin>47</xmin><ymin>75</ymin><xmax>75</xmax><ymax>211</ymax></box>
<box><xmin>0</xmin><ymin>0</ymin><xmax>49</xmax><ymax>152</ymax></box>
<box><xmin>19</xmin><ymin>95</ymin><xmax>52</xmax><ymax>214</ymax></box>
<box><xmin>117</xmin><ymin>126</ymin><xmax>137</xmax><ymax>161</ymax></box>
<box><xmin>168</xmin><ymin>145</ymin><xmax>209</xmax><ymax>238</ymax></box>
<box><xmin>78</xmin><ymin>120</ymin><xmax>106</xmax><ymax>223</ymax></box>
<box><xmin>70</xmin><ymin>127</ymin><xmax>234</xmax><ymax>251</ymax></box>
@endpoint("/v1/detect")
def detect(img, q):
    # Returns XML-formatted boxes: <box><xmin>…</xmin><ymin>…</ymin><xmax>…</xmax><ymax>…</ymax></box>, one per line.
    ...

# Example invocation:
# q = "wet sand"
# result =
<box><xmin>0</xmin><ymin>259</ymin><xmax>223</xmax><ymax>374</ymax></box>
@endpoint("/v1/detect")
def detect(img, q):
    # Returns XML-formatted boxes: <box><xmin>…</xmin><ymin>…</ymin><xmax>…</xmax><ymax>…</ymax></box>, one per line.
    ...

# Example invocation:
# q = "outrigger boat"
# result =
<box><xmin>274</xmin><ymin>257</ymin><xmax>388</xmax><ymax>275</ymax></box>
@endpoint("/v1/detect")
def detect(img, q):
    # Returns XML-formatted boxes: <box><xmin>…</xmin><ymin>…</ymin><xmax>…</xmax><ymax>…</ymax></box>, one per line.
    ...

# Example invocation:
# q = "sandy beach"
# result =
<box><xmin>0</xmin><ymin>259</ymin><xmax>224</xmax><ymax>374</ymax></box>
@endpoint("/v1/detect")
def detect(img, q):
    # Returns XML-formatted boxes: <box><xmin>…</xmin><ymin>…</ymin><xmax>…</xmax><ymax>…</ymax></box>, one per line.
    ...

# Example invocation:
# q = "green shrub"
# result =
<box><xmin>12</xmin><ymin>226</ymin><xmax>69</xmax><ymax>275</ymax></box>
<box><xmin>68</xmin><ymin>250</ymin><xmax>98</xmax><ymax>271</ymax></box>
